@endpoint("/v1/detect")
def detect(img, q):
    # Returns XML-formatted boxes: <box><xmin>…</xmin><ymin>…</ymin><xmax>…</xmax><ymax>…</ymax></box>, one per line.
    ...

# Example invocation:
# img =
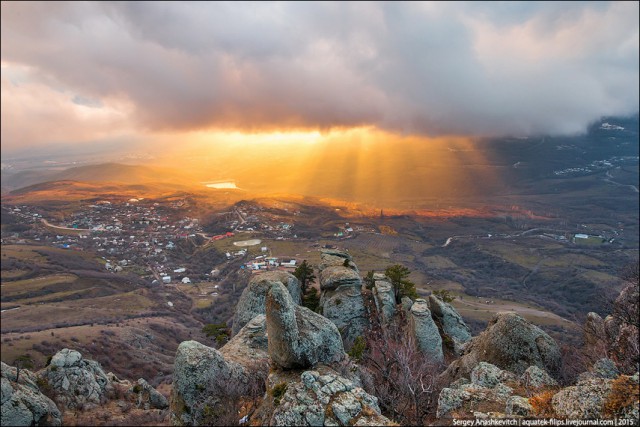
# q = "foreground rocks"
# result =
<box><xmin>441</xmin><ymin>312</ymin><xmax>561</xmax><ymax>383</ymax></box>
<box><xmin>261</xmin><ymin>365</ymin><xmax>394</xmax><ymax>426</ymax></box>
<box><xmin>40</xmin><ymin>348</ymin><xmax>112</xmax><ymax>410</ymax></box>
<box><xmin>171</xmin><ymin>315</ymin><xmax>270</xmax><ymax>425</ymax></box>
<box><xmin>267</xmin><ymin>282</ymin><xmax>345</xmax><ymax>369</ymax></box>
<box><xmin>232</xmin><ymin>271</ymin><xmax>301</xmax><ymax>335</ymax></box>
<box><xmin>1</xmin><ymin>362</ymin><xmax>61</xmax><ymax>426</ymax></box>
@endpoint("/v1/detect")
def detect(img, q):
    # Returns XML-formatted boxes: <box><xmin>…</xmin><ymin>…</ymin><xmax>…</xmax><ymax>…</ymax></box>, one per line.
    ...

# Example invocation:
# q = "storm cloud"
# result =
<box><xmin>1</xmin><ymin>1</ymin><xmax>638</xmax><ymax>149</ymax></box>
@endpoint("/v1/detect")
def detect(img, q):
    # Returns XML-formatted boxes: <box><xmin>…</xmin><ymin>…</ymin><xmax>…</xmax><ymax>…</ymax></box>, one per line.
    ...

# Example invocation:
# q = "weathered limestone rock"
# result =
<box><xmin>552</xmin><ymin>377</ymin><xmax>613</xmax><ymax>419</ymax></box>
<box><xmin>41</xmin><ymin>348</ymin><xmax>111</xmax><ymax>410</ymax></box>
<box><xmin>441</xmin><ymin>312</ymin><xmax>561</xmax><ymax>383</ymax></box>
<box><xmin>132</xmin><ymin>378</ymin><xmax>168</xmax><ymax>410</ymax></box>
<box><xmin>171</xmin><ymin>315</ymin><xmax>270</xmax><ymax>425</ymax></box>
<box><xmin>265</xmin><ymin>366</ymin><xmax>393</xmax><ymax>426</ymax></box>
<box><xmin>267</xmin><ymin>282</ymin><xmax>345</xmax><ymax>369</ymax></box>
<box><xmin>505</xmin><ymin>396</ymin><xmax>532</xmax><ymax>416</ymax></box>
<box><xmin>373</xmin><ymin>279</ymin><xmax>396</xmax><ymax>324</ymax></box>
<box><xmin>319</xmin><ymin>266</ymin><xmax>362</xmax><ymax>291</ymax></box>
<box><xmin>604</xmin><ymin>283</ymin><xmax>639</xmax><ymax>375</ymax></box>
<box><xmin>470</xmin><ymin>362</ymin><xmax>516</xmax><ymax>389</ymax></box>
<box><xmin>318</xmin><ymin>249</ymin><xmax>355</xmax><ymax>271</ymax></box>
<box><xmin>428</xmin><ymin>294</ymin><xmax>471</xmax><ymax>355</ymax></box>
<box><xmin>318</xmin><ymin>251</ymin><xmax>369</xmax><ymax>349</ymax></box>
<box><xmin>232</xmin><ymin>271</ymin><xmax>301</xmax><ymax>335</ymax></box>
<box><xmin>437</xmin><ymin>363</ymin><xmax>517</xmax><ymax>419</ymax></box>
<box><xmin>1</xmin><ymin>362</ymin><xmax>61</xmax><ymax>426</ymax></box>
<box><xmin>520</xmin><ymin>365</ymin><xmax>558</xmax><ymax>391</ymax></box>
<box><xmin>408</xmin><ymin>299</ymin><xmax>443</xmax><ymax>363</ymax></box>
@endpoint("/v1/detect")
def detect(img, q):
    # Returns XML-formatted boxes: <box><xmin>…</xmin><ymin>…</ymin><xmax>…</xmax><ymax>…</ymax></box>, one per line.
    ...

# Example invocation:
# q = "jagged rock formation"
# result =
<box><xmin>171</xmin><ymin>315</ymin><xmax>269</xmax><ymax>425</ymax></box>
<box><xmin>1</xmin><ymin>362</ymin><xmax>61</xmax><ymax>426</ymax></box>
<box><xmin>132</xmin><ymin>378</ymin><xmax>168</xmax><ymax>410</ymax></box>
<box><xmin>372</xmin><ymin>274</ymin><xmax>395</xmax><ymax>324</ymax></box>
<box><xmin>40</xmin><ymin>348</ymin><xmax>112</xmax><ymax>410</ymax></box>
<box><xmin>437</xmin><ymin>362</ymin><xmax>521</xmax><ymax>418</ymax></box>
<box><xmin>318</xmin><ymin>250</ymin><xmax>369</xmax><ymax>349</ymax></box>
<box><xmin>428</xmin><ymin>294</ymin><xmax>472</xmax><ymax>355</ymax></box>
<box><xmin>232</xmin><ymin>271</ymin><xmax>301</xmax><ymax>335</ymax></box>
<box><xmin>585</xmin><ymin>284</ymin><xmax>640</xmax><ymax>374</ymax></box>
<box><xmin>441</xmin><ymin>312</ymin><xmax>561</xmax><ymax>383</ymax></box>
<box><xmin>407</xmin><ymin>299</ymin><xmax>444</xmax><ymax>363</ymax></box>
<box><xmin>267</xmin><ymin>282</ymin><xmax>345</xmax><ymax>369</ymax></box>
<box><xmin>263</xmin><ymin>365</ymin><xmax>393</xmax><ymax>426</ymax></box>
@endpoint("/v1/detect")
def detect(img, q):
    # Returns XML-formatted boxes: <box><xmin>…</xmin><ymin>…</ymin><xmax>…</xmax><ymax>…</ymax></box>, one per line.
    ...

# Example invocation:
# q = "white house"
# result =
<box><xmin>162</xmin><ymin>276</ymin><xmax>172</xmax><ymax>284</ymax></box>
<box><xmin>181</xmin><ymin>277</ymin><xmax>191</xmax><ymax>284</ymax></box>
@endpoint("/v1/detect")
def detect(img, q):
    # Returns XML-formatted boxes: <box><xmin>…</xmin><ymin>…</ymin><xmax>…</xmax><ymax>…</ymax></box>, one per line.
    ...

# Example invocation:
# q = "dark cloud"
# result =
<box><xmin>1</xmin><ymin>1</ymin><xmax>638</xmax><ymax>148</ymax></box>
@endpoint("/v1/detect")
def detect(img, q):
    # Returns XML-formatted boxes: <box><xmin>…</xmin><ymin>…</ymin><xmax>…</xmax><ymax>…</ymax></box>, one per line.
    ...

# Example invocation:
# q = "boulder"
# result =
<box><xmin>591</xmin><ymin>358</ymin><xmax>620</xmax><ymax>380</ymax></box>
<box><xmin>171</xmin><ymin>315</ymin><xmax>270</xmax><ymax>425</ymax></box>
<box><xmin>265</xmin><ymin>366</ymin><xmax>393</xmax><ymax>426</ymax></box>
<box><xmin>520</xmin><ymin>365</ymin><xmax>558</xmax><ymax>391</ymax></box>
<box><xmin>40</xmin><ymin>349</ymin><xmax>111</xmax><ymax>410</ymax></box>
<box><xmin>428</xmin><ymin>294</ymin><xmax>471</xmax><ymax>355</ymax></box>
<box><xmin>505</xmin><ymin>396</ymin><xmax>532</xmax><ymax>416</ymax></box>
<box><xmin>552</xmin><ymin>377</ymin><xmax>613</xmax><ymax>419</ymax></box>
<box><xmin>408</xmin><ymin>299</ymin><xmax>443</xmax><ymax>363</ymax></box>
<box><xmin>318</xmin><ymin>249</ymin><xmax>354</xmax><ymax>271</ymax></box>
<box><xmin>437</xmin><ymin>363</ymin><xmax>517</xmax><ymax>419</ymax></box>
<box><xmin>470</xmin><ymin>362</ymin><xmax>515</xmax><ymax>389</ymax></box>
<box><xmin>267</xmin><ymin>282</ymin><xmax>345</xmax><ymax>369</ymax></box>
<box><xmin>441</xmin><ymin>312</ymin><xmax>561</xmax><ymax>383</ymax></box>
<box><xmin>1</xmin><ymin>362</ymin><xmax>61</xmax><ymax>426</ymax></box>
<box><xmin>373</xmin><ymin>279</ymin><xmax>396</xmax><ymax>323</ymax></box>
<box><xmin>319</xmin><ymin>266</ymin><xmax>362</xmax><ymax>291</ymax></box>
<box><xmin>132</xmin><ymin>378</ymin><xmax>168</xmax><ymax>410</ymax></box>
<box><xmin>232</xmin><ymin>271</ymin><xmax>301</xmax><ymax>336</ymax></box>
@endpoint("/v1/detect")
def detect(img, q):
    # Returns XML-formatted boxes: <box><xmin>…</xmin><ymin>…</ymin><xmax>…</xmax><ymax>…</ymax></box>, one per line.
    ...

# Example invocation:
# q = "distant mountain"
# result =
<box><xmin>1</xmin><ymin>163</ymin><xmax>192</xmax><ymax>192</ymax></box>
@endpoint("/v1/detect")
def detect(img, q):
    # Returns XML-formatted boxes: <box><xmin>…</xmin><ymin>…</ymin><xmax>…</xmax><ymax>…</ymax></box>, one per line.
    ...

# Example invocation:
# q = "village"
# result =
<box><xmin>0</xmin><ymin>198</ymin><xmax>360</xmax><ymax>288</ymax></box>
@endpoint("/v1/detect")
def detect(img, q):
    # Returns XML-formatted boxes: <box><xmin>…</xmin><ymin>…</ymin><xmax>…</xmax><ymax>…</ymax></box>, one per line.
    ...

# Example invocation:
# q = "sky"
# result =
<box><xmin>1</xmin><ymin>1</ymin><xmax>639</xmax><ymax>155</ymax></box>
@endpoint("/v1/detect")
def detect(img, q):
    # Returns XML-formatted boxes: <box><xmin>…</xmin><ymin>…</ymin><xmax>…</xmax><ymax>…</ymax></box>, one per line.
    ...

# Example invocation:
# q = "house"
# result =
<box><xmin>162</xmin><ymin>276</ymin><xmax>171</xmax><ymax>284</ymax></box>
<box><xmin>181</xmin><ymin>277</ymin><xmax>191</xmax><ymax>284</ymax></box>
<box><xmin>174</xmin><ymin>267</ymin><xmax>186</xmax><ymax>273</ymax></box>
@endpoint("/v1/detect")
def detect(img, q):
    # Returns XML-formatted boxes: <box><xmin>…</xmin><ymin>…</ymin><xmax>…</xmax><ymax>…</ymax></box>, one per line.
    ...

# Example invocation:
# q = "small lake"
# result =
<box><xmin>204</xmin><ymin>181</ymin><xmax>239</xmax><ymax>189</ymax></box>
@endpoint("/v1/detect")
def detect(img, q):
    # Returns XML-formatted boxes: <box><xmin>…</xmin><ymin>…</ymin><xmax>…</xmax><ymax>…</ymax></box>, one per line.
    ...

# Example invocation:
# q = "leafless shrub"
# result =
<box><xmin>360</xmin><ymin>313</ymin><xmax>444</xmax><ymax>425</ymax></box>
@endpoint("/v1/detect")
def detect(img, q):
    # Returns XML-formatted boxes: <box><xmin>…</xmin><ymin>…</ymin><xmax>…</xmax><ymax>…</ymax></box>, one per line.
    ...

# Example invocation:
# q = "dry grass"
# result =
<box><xmin>603</xmin><ymin>376</ymin><xmax>640</xmax><ymax>417</ymax></box>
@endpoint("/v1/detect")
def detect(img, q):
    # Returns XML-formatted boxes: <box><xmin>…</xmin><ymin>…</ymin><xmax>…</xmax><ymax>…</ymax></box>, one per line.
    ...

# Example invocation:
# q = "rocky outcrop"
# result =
<box><xmin>132</xmin><ymin>378</ymin><xmax>168</xmax><ymax>410</ymax></box>
<box><xmin>265</xmin><ymin>366</ymin><xmax>393</xmax><ymax>426</ymax></box>
<box><xmin>318</xmin><ymin>251</ymin><xmax>369</xmax><ymax>349</ymax></box>
<box><xmin>40</xmin><ymin>348</ymin><xmax>111</xmax><ymax>410</ymax></box>
<box><xmin>267</xmin><ymin>282</ymin><xmax>345</xmax><ymax>369</ymax></box>
<box><xmin>408</xmin><ymin>299</ymin><xmax>443</xmax><ymax>363</ymax></box>
<box><xmin>428</xmin><ymin>294</ymin><xmax>471</xmax><ymax>355</ymax></box>
<box><xmin>1</xmin><ymin>362</ymin><xmax>61</xmax><ymax>426</ymax></box>
<box><xmin>373</xmin><ymin>276</ymin><xmax>396</xmax><ymax>324</ymax></box>
<box><xmin>436</xmin><ymin>362</ymin><xmax>516</xmax><ymax>419</ymax></box>
<box><xmin>441</xmin><ymin>312</ymin><xmax>561</xmax><ymax>383</ymax></box>
<box><xmin>604</xmin><ymin>283</ymin><xmax>639</xmax><ymax>374</ymax></box>
<box><xmin>171</xmin><ymin>315</ymin><xmax>270</xmax><ymax>425</ymax></box>
<box><xmin>232</xmin><ymin>271</ymin><xmax>301</xmax><ymax>335</ymax></box>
